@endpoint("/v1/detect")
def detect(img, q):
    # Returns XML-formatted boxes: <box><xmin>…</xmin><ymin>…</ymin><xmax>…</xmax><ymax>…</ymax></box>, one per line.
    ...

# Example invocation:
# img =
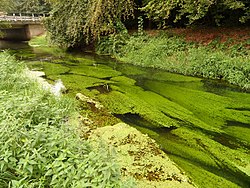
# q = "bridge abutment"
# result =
<box><xmin>0</xmin><ymin>24</ymin><xmax>45</xmax><ymax>41</ymax></box>
<box><xmin>26</xmin><ymin>24</ymin><xmax>45</xmax><ymax>40</ymax></box>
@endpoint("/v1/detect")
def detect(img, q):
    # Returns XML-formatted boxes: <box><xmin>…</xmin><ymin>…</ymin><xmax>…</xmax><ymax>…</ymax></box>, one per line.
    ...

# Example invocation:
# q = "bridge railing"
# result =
<box><xmin>0</xmin><ymin>13</ymin><xmax>49</xmax><ymax>23</ymax></box>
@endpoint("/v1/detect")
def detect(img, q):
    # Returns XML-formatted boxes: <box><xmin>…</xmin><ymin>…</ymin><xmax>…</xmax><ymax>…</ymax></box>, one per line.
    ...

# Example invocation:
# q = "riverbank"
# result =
<box><xmin>97</xmin><ymin>27</ymin><xmax>250</xmax><ymax>90</ymax></box>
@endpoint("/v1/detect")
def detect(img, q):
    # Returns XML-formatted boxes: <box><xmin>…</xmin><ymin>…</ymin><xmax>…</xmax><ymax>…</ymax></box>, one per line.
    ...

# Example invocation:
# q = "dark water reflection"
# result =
<box><xmin>0</xmin><ymin>40</ymin><xmax>31</xmax><ymax>50</ymax></box>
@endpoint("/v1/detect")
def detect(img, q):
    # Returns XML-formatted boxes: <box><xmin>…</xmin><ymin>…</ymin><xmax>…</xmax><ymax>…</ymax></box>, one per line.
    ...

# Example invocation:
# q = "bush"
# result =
<box><xmin>96</xmin><ymin>33</ymin><xmax>129</xmax><ymax>56</ymax></box>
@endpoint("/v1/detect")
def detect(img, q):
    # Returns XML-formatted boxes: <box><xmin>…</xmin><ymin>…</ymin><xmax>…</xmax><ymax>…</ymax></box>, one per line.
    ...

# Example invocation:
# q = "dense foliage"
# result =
<box><xmin>43</xmin><ymin>0</ymin><xmax>249</xmax><ymax>47</ymax></box>
<box><xmin>141</xmin><ymin>0</ymin><xmax>250</xmax><ymax>26</ymax></box>
<box><xmin>44</xmin><ymin>0</ymin><xmax>134</xmax><ymax>48</ymax></box>
<box><xmin>44</xmin><ymin>0</ymin><xmax>88</xmax><ymax>48</ymax></box>
<box><xmin>0</xmin><ymin>52</ymin><xmax>126</xmax><ymax>187</ymax></box>
<box><xmin>0</xmin><ymin>0</ymin><xmax>14</xmax><ymax>12</ymax></box>
<box><xmin>0</xmin><ymin>0</ymin><xmax>50</xmax><ymax>13</ymax></box>
<box><xmin>2</xmin><ymin>0</ymin><xmax>249</xmax><ymax>46</ymax></box>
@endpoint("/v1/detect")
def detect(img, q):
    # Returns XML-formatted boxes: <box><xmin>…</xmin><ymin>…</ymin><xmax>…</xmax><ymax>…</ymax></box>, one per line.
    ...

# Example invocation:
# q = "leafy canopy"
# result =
<box><xmin>0</xmin><ymin>0</ymin><xmax>50</xmax><ymax>13</ymax></box>
<box><xmin>44</xmin><ymin>0</ymin><xmax>134</xmax><ymax>48</ymax></box>
<box><xmin>141</xmin><ymin>0</ymin><xmax>250</xmax><ymax>26</ymax></box>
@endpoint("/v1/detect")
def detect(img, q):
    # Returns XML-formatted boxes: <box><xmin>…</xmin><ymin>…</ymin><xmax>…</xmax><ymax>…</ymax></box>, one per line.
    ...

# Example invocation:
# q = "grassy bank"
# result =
<box><xmin>96</xmin><ymin>31</ymin><xmax>250</xmax><ymax>90</ymax></box>
<box><xmin>0</xmin><ymin>52</ymin><xmax>126</xmax><ymax>187</ymax></box>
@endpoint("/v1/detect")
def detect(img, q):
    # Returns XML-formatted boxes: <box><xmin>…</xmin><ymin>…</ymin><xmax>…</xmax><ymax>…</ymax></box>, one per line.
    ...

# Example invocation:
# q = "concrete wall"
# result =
<box><xmin>0</xmin><ymin>23</ymin><xmax>45</xmax><ymax>41</ymax></box>
<box><xmin>26</xmin><ymin>24</ymin><xmax>45</xmax><ymax>39</ymax></box>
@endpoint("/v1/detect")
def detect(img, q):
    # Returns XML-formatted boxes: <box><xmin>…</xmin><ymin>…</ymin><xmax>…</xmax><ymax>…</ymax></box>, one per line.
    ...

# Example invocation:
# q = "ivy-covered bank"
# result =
<box><xmin>96</xmin><ymin>31</ymin><xmax>250</xmax><ymax>90</ymax></box>
<box><xmin>0</xmin><ymin>52</ymin><xmax>126</xmax><ymax>187</ymax></box>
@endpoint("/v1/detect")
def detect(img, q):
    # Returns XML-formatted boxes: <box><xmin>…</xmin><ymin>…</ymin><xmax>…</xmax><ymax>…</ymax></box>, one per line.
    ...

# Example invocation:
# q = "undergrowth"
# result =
<box><xmin>28</xmin><ymin>35</ymin><xmax>48</xmax><ymax>47</ymax></box>
<box><xmin>0</xmin><ymin>52</ymin><xmax>131</xmax><ymax>188</ymax></box>
<box><xmin>96</xmin><ymin>31</ymin><xmax>250</xmax><ymax>90</ymax></box>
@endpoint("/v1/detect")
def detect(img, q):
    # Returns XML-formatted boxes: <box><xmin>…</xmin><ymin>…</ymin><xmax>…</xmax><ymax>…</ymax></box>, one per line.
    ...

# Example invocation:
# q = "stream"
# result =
<box><xmin>1</xmin><ymin>41</ymin><xmax>250</xmax><ymax>188</ymax></box>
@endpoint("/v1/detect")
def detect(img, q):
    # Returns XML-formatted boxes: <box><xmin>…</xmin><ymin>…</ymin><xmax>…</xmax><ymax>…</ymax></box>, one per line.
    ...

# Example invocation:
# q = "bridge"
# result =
<box><xmin>0</xmin><ymin>13</ymin><xmax>46</xmax><ymax>41</ymax></box>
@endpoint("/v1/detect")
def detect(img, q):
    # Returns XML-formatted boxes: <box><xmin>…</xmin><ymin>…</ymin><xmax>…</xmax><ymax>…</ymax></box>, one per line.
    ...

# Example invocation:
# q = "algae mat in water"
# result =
<box><xmin>98</xmin><ymin>65</ymin><xmax>250</xmax><ymax>188</ymax></box>
<box><xmin>14</xmin><ymin>46</ymin><xmax>250</xmax><ymax>188</ymax></box>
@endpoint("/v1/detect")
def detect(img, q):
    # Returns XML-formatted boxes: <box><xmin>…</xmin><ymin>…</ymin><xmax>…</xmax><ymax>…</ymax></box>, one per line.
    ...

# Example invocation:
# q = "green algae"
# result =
<box><xmin>53</xmin><ymin>57</ymin><xmax>97</xmax><ymax>67</ymax></box>
<box><xmin>173</xmin><ymin>128</ymin><xmax>250</xmax><ymax>187</ymax></box>
<box><xmin>90</xmin><ymin>123</ymin><xmax>195</xmax><ymax>188</ymax></box>
<box><xmin>224</xmin><ymin>126</ymin><xmax>250</xmax><ymax>145</ymax></box>
<box><xmin>11</xmin><ymin>49</ymin><xmax>37</xmax><ymax>60</ymax></box>
<box><xmin>144</xmin><ymin>80</ymin><xmax>250</xmax><ymax>128</ymax></box>
<box><xmin>115</xmin><ymin>64</ymin><xmax>147</xmax><ymax>76</ymax></box>
<box><xmin>29</xmin><ymin>35</ymin><xmax>48</xmax><ymax>47</ymax></box>
<box><xmin>70</xmin><ymin>64</ymin><xmax>121</xmax><ymax>79</ymax></box>
<box><xmin>132</xmin><ymin>122</ymin><xmax>250</xmax><ymax>187</ymax></box>
<box><xmin>99</xmin><ymin>75</ymin><xmax>188</xmax><ymax>128</ymax></box>
<box><xmin>12</xmin><ymin>44</ymin><xmax>250</xmax><ymax>188</ymax></box>
<box><xmin>101</xmin><ymin>68</ymin><xmax>249</xmax><ymax>187</ymax></box>
<box><xmin>122</xmin><ymin>78</ymin><xmax>250</xmax><ymax>187</ymax></box>
<box><xmin>111</xmin><ymin>76</ymin><xmax>137</xmax><ymax>85</ymax></box>
<box><xmin>171</xmin><ymin>156</ymin><xmax>240</xmax><ymax>188</ymax></box>
<box><xmin>57</xmin><ymin>74</ymin><xmax>105</xmax><ymax>89</ymax></box>
<box><xmin>27</xmin><ymin>61</ymin><xmax>71</xmax><ymax>76</ymax></box>
<box><xmin>145</xmin><ymin>71</ymin><xmax>202</xmax><ymax>82</ymax></box>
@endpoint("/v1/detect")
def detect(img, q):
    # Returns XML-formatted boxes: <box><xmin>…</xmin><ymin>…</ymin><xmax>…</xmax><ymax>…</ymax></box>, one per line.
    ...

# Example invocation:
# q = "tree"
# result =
<box><xmin>44</xmin><ymin>0</ymin><xmax>88</xmax><ymax>47</ymax></box>
<box><xmin>44</xmin><ymin>0</ymin><xmax>134</xmax><ymax>48</ymax></box>
<box><xmin>141</xmin><ymin>0</ymin><xmax>250</xmax><ymax>26</ymax></box>
<box><xmin>0</xmin><ymin>0</ymin><xmax>19</xmax><ymax>12</ymax></box>
<box><xmin>18</xmin><ymin>0</ymin><xmax>51</xmax><ymax>13</ymax></box>
<box><xmin>0</xmin><ymin>0</ymin><xmax>50</xmax><ymax>13</ymax></box>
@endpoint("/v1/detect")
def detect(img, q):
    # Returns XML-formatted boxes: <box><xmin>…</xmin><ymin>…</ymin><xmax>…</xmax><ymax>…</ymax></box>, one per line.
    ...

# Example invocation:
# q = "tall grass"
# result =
<box><xmin>0</xmin><ymin>52</ymin><xmax>126</xmax><ymax>188</ymax></box>
<box><xmin>97</xmin><ymin>32</ymin><xmax>250</xmax><ymax>89</ymax></box>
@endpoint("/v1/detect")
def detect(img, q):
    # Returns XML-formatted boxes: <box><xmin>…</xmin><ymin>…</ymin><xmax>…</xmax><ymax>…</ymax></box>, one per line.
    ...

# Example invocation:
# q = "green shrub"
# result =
<box><xmin>96</xmin><ymin>33</ymin><xmax>129</xmax><ymax>56</ymax></box>
<box><xmin>184</xmin><ymin>47</ymin><xmax>250</xmax><ymax>88</ymax></box>
<box><xmin>96</xmin><ymin>22</ymin><xmax>130</xmax><ymax>56</ymax></box>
